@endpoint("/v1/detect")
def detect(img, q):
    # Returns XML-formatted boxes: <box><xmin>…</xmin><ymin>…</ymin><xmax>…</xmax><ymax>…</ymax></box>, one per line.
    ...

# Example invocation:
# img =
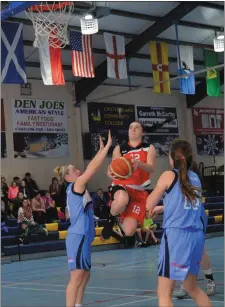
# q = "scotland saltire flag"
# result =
<box><xmin>1</xmin><ymin>22</ymin><xmax>27</xmax><ymax>84</ymax></box>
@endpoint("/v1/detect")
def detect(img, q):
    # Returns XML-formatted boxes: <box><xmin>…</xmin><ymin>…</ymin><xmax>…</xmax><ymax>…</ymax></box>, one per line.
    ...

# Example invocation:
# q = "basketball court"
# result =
<box><xmin>1</xmin><ymin>2</ymin><xmax>224</xmax><ymax>307</ymax></box>
<box><xmin>2</xmin><ymin>237</ymin><xmax>224</xmax><ymax>306</ymax></box>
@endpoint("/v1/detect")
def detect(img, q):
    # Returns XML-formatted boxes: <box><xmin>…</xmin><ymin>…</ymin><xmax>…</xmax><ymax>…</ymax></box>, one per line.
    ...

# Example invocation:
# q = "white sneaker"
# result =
<box><xmin>175</xmin><ymin>285</ymin><xmax>190</xmax><ymax>299</ymax></box>
<box><xmin>206</xmin><ymin>279</ymin><xmax>216</xmax><ymax>296</ymax></box>
<box><xmin>133</xmin><ymin>241</ymin><xmax>142</xmax><ymax>248</ymax></box>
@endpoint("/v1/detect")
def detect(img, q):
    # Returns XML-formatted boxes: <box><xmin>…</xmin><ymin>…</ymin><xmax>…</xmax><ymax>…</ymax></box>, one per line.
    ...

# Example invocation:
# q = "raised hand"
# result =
<box><xmin>98</xmin><ymin>130</ymin><xmax>112</xmax><ymax>152</ymax></box>
<box><xmin>106</xmin><ymin>130</ymin><xmax>112</xmax><ymax>149</ymax></box>
<box><xmin>99</xmin><ymin>135</ymin><xmax>104</xmax><ymax>151</ymax></box>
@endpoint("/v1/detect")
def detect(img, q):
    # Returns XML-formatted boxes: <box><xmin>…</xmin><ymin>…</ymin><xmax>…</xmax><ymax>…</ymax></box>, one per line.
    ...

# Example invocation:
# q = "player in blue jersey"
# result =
<box><xmin>152</xmin><ymin>161</ymin><xmax>216</xmax><ymax>298</ymax></box>
<box><xmin>54</xmin><ymin>131</ymin><xmax>112</xmax><ymax>307</ymax></box>
<box><xmin>146</xmin><ymin>140</ymin><xmax>212</xmax><ymax>307</ymax></box>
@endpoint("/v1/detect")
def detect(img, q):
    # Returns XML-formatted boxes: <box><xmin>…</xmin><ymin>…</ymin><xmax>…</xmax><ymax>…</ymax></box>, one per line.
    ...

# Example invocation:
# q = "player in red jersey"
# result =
<box><xmin>101</xmin><ymin>121</ymin><xmax>156</xmax><ymax>241</ymax></box>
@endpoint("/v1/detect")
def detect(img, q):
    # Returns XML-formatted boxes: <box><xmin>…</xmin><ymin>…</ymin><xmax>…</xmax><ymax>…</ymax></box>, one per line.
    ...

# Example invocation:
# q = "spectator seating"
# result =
<box><xmin>2</xmin><ymin>196</ymin><xmax>224</xmax><ymax>258</ymax></box>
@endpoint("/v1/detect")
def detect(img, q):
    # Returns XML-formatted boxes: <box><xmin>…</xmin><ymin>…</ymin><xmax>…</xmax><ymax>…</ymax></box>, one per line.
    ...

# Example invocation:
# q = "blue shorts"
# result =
<box><xmin>66</xmin><ymin>233</ymin><xmax>91</xmax><ymax>271</ymax></box>
<box><xmin>158</xmin><ymin>228</ymin><xmax>204</xmax><ymax>281</ymax></box>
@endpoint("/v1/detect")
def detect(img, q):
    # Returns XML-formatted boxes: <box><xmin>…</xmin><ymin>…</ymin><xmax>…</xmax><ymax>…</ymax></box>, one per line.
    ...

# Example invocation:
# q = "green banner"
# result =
<box><xmin>204</xmin><ymin>50</ymin><xmax>221</xmax><ymax>97</ymax></box>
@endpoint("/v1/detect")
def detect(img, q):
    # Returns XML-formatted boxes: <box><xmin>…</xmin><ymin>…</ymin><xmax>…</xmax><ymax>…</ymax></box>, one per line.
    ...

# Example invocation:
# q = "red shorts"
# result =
<box><xmin>108</xmin><ymin>185</ymin><xmax>149</xmax><ymax>224</ymax></box>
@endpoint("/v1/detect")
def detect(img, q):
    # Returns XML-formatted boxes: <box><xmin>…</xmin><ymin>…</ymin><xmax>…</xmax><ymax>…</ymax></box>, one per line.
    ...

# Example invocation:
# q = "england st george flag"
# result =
<box><xmin>1</xmin><ymin>22</ymin><xmax>27</xmax><ymax>84</ymax></box>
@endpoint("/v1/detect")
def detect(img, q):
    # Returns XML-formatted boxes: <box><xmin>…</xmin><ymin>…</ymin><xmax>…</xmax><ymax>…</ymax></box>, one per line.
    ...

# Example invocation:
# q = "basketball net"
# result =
<box><xmin>26</xmin><ymin>1</ymin><xmax>74</xmax><ymax>48</ymax></box>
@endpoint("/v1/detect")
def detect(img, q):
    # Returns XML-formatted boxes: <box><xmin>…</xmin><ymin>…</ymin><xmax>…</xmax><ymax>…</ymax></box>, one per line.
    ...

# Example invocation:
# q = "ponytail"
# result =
<box><xmin>54</xmin><ymin>165</ymin><xmax>69</xmax><ymax>182</ymax></box>
<box><xmin>171</xmin><ymin>140</ymin><xmax>201</xmax><ymax>204</ymax></box>
<box><xmin>177</xmin><ymin>159</ymin><xmax>201</xmax><ymax>203</ymax></box>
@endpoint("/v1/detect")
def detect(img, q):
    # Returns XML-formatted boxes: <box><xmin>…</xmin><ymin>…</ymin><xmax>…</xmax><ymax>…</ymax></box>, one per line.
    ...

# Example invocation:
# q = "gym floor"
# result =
<box><xmin>2</xmin><ymin>237</ymin><xmax>224</xmax><ymax>307</ymax></box>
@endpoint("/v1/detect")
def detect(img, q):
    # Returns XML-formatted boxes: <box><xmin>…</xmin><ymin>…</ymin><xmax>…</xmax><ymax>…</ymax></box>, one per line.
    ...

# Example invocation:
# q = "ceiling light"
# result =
<box><xmin>80</xmin><ymin>15</ymin><xmax>98</xmax><ymax>35</ymax></box>
<box><xmin>217</xmin><ymin>34</ymin><xmax>224</xmax><ymax>40</ymax></box>
<box><xmin>214</xmin><ymin>34</ymin><xmax>224</xmax><ymax>52</ymax></box>
<box><xmin>83</xmin><ymin>13</ymin><xmax>94</xmax><ymax>20</ymax></box>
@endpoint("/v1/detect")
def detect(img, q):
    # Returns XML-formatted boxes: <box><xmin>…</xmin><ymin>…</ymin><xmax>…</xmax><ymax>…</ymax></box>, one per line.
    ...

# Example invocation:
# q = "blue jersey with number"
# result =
<box><xmin>162</xmin><ymin>169</ymin><xmax>204</xmax><ymax>231</ymax></box>
<box><xmin>66</xmin><ymin>183</ymin><xmax>95</xmax><ymax>242</ymax></box>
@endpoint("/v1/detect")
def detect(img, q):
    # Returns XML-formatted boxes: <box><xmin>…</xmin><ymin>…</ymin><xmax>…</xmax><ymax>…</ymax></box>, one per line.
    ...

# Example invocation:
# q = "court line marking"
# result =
<box><xmin>1</xmin><ymin>285</ymin><xmax>157</xmax><ymax>299</ymax></box>
<box><xmin>184</xmin><ymin>298</ymin><xmax>224</xmax><ymax>304</ymax></box>
<box><xmin>109</xmin><ymin>297</ymin><xmax>158</xmax><ymax>307</ymax></box>
<box><xmin>2</xmin><ymin>285</ymin><xmax>223</xmax><ymax>305</ymax></box>
<box><xmin>1</xmin><ymin>282</ymin><xmax>157</xmax><ymax>292</ymax></box>
<box><xmin>2</xmin><ymin>281</ymin><xmax>224</xmax><ymax>293</ymax></box>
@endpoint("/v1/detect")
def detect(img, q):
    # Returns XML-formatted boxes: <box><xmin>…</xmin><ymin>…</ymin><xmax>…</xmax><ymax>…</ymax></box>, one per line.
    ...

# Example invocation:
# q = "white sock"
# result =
<box><xmin>202</xmin><ymin>268</ymin><xmax>213</xmax><ymax>275</ymax></box>
<box><xmin>75</xmin><ymin>304</ymin><xmax>82</xmax><ymax>307</ymax></box>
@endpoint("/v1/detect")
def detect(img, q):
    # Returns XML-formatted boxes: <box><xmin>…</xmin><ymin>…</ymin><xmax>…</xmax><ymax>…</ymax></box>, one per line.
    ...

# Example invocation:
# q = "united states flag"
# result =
<box><xmin>70</xmin><ymin>31</ymin><xmax>95</xmax><ymax>78</ymax></box>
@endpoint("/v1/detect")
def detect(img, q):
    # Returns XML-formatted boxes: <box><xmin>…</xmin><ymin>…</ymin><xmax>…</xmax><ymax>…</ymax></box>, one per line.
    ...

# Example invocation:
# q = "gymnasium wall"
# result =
<box><xmin>1</xmin><ymin>81</ymin><xmax>224</xmax><ymax>191</ymax></box>
<box><xmin>1</xmin><ymin>80</ymin><xmax>82</xmax><ymax>189</ymax></box>
<box><xmin>81</xmin><ymin>85</ymin><xmax>224</xmax><ymax>191</ymax></box>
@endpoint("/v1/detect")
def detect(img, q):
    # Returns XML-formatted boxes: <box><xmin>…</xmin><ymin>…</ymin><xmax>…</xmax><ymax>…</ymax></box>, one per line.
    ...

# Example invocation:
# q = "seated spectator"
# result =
<box><xmin>23</xmin><ymin>172</ymin><xmax>39</xmax><ymax>198</ymax></box>
<box><xmin>13</xmin><ymin>176</ymin><xmax>21</xmax><ymax>186</ymax></box>
<box><xmin>19</xmin><ymin>180</ymin><xmax>30</xmax><ymax>199</ymax></box>
<box><xmin>65</xmin><ymin>206</ymin><xmax>70</xmax><ymax>222</ymax></box>
<box><xmin>42</xmin><ymin>191</ymin><xmax>59</xmax><ymax>223</ymax></box>
<box><xmin>49</xmin><ymin>177</ymin><xmax>62</xmax><ymax>206</ymax></box>
<box><xmin>31</xmin><ymin>192</ymin><xmax>46</xmax><ymax>224</ymax></box>
<box><xmin>18</xmin><ymin>198</ymin><xmax>48</xmax><ymax>244</ymax></box>
<box><xmin>1</xmin><ymin>198</ymin><xmax>7</xmax><ymax>222</ymax></box>
<box><xmin>136</xmin><ymin>212</ymin><xmax>159</xmax><ymax>247</ymax></box>
<box><xmin>8</xmin><ymin>181</ymin><xmax>19</xmax><ymax>203</ymax></box>
<box><xmin>1</xmin><ymin>177</ymin><xmax>9</xmax><ymax>217</ymax></box>
<box><xmin>92</xmin><ymin>188</ymin><xmax>109</xmax><ymax>219</ymax></box>
<box><xmin>1</xmin><ymin>177</ymin><xmax>8</xmax><ymax>196</ymax></box>
<box><xmin>12</xmin><ymin>192</ymin><xmax>24</xmax><ymax>218</ymax></box>
<box><xmin>59</xmin><ymin>181</ymin><xmax>67</xmax><ymax>209</ymax></box>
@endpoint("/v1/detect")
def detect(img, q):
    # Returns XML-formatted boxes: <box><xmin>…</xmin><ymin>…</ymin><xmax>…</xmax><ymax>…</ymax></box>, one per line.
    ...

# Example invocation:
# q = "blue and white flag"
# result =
<box><xmin>1</xmin><ymin>22</ymin><xmax>27</xmax><ymax>84</ymax></box>
<box><xmin>177</xmin><ymin>45</ymin><xmax>195</xmax><ymax>95</ymax></box>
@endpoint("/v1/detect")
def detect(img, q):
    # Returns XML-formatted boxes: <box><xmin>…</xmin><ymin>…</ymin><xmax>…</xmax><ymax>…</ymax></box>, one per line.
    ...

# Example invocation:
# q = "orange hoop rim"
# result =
<box><xmin>28</xmin><ymin>1</ymin><xmax>73</xmax><ymax>12</ymax></box>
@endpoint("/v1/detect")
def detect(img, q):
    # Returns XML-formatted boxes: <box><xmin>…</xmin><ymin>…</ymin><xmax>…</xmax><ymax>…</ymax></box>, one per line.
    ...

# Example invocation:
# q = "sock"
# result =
<box><xmin>75</xmin><ymin>304</ymin><xmax>82</xmax><ymax>307</ymax></box>
<box><xmin>205</xmin><ymin>274</ymin><xmax>214</xmax><ymax>281</ymax></box>
<box><xmin>203</xmin><ymin>268</ymin><xmax>214</xmax><ymax>281</ymax></box>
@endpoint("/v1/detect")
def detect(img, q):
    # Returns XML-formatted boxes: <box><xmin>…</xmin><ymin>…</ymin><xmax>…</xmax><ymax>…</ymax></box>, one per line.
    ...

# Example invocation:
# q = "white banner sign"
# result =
<box><xmin>12</xmin><ymin>99</ymin><xmax>68</xmax><ymax>133</ymax></box>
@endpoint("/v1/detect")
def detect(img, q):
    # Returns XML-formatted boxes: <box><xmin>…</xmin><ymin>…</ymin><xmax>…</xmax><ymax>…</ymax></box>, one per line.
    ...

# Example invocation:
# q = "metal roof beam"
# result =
<box><xmin>199</xmin><ymin>2</ymin><xmax>224</xmax><ymax>11</ymax></box>
<box><xmin>74</xmin><ymin>2</ymin><xmax>203</xmax><ymax>102</ymax></box>
<box><xmin>25</xmin><ymin>61</ymin><xmax>204</xmax><ymax>81</ymax></box>
<box><xmin>11</xmin><ymin>17</ymin><xmax>214</xmax><ymax>50</ymax></box>
<box><xmin>23</xmin><ymin>39</ymin><xmax>205</xmax><ymax>66</ymax></box>
<box><xmin>70</xmin><ymin>2</ymin><xmax>224</xmax><ymax>31</ymax></box>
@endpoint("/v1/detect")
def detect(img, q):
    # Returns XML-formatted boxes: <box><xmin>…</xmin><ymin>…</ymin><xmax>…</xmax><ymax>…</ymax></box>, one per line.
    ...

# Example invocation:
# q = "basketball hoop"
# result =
<box><xmin>26</xmin><ymin>1</ymin><xmax>74</xmax><ymax>48</ymax></box>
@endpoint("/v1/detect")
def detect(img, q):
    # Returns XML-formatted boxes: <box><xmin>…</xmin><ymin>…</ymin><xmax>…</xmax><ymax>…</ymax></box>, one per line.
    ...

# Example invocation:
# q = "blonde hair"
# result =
<box><xmin>54</xmin><ymin>165</ymin><xmax>69</xmax><ymax>182</ymax></box>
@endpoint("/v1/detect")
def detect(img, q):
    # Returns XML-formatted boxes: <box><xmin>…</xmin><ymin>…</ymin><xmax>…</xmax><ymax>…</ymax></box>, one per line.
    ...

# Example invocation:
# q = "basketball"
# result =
<box><xmin>109</xmin><ymin>157</ymin><xmax>133</xmax><ymax>179</ymax></box>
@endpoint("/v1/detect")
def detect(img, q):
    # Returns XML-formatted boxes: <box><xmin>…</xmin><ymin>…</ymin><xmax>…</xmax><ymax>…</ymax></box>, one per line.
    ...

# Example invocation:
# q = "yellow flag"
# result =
<box><xmin>149</xmin><ymin>41</ymin><xmax>171</xmax><ymax>94</ymax></box>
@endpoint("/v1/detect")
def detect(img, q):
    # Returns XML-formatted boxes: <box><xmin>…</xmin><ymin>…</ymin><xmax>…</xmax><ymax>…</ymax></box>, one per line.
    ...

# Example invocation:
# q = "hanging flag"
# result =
<box><xmin>1</xmin><ymin>22</ymin><xmax>27</xmax><ymax>84</ymax></box>
<box><xmin>177</xmin><ymin>46</ymin><xmax>195</xmax><ymax>95</ymax></box>
<box><xmin>70</xmin><ymin>31</ymin><xmax>94</xmax><ymax>78</ymax></box>
<box><xmin>104</xmin><ymin>32</ymin><xmax>127</xmax><ymax>79</ymax></box>
<box><xmin>149</xmin><ymin>41</ymin><xmax>170</xmax><ymax>94</ymax></box>
<box><xmin>38</xmin><ymin>35</ymin><xmax>65</xmax><ymax>85</ymax></box>
<box><xmin>204</xmin><ymin>50</ymin><xmax>221</xmax><ymax>97</ymax></box>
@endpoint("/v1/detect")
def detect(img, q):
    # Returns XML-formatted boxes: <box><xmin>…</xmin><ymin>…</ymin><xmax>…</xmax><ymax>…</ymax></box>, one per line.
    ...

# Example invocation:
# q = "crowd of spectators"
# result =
<box><xmin>1</xmin><ymin>174</ymin><xmax>159</xmax><ymax>247</ymax></box>
<box><xmin>1</xmin><ymin>173</ymin><xmax>67</xmax><ymax>243</ymax></box>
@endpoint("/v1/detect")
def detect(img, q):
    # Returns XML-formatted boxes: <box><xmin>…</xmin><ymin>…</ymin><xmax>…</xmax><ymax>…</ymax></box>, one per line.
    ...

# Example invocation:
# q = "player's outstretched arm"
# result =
<box><xmin>75</xmin><ymin>131</ymin><xmax>112</xmax><ymax>194</ymax></box>
<box><xmin>146</xmin><ymin>171</ymin><xmax>175</xmax><ymax>215</ymax></box>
